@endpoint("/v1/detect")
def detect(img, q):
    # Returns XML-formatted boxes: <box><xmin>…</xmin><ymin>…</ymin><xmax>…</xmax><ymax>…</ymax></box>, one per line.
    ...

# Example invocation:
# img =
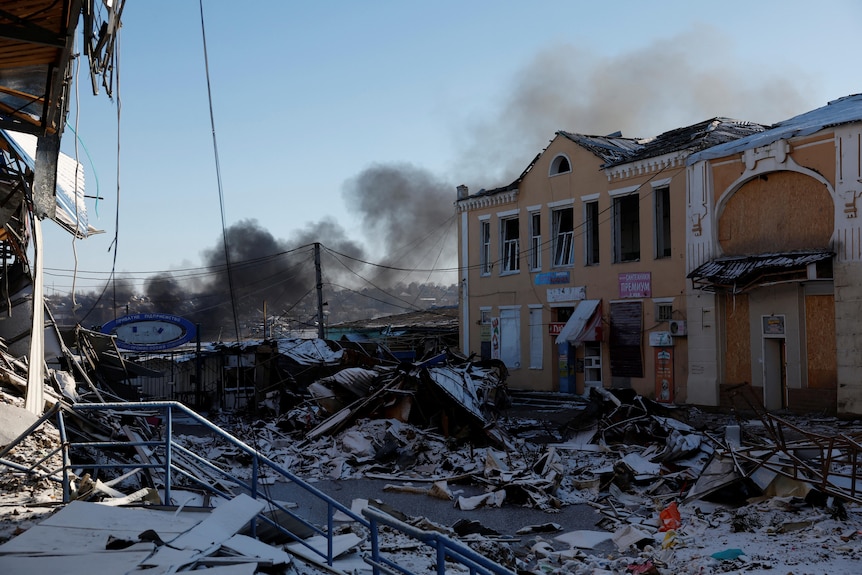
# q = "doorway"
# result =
<box><xmin>763</xmin><ymin>337</ymin><xmax>787</xmax><ymax>410</ymax></box>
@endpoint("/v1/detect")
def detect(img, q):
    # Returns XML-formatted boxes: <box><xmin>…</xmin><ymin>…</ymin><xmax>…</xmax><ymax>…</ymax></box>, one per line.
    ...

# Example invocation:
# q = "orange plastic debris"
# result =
<box><xmin>659</xmin><ymin>501</ymin><xmax>682</xmax><ymax>532</ymax></box>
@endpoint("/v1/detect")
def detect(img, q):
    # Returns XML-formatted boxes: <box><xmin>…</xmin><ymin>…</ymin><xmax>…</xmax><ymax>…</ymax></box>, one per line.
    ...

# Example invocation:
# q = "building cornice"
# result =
<box><xmin>456</xmin><ymin>189</ymin><xmax>519</xmax><ymax>212</ymax></box>
<box><xmin>606</xmin><ymin>152</ymin><xmax>686</xmax><ymax>182</ymax></box>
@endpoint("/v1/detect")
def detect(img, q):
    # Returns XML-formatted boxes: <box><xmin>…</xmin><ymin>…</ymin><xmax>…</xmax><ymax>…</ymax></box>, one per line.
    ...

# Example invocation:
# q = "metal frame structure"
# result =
<box><xmin>1</xmin><ymin>400</ymin><xmax>516</xmax><ymax>575</ymax></box>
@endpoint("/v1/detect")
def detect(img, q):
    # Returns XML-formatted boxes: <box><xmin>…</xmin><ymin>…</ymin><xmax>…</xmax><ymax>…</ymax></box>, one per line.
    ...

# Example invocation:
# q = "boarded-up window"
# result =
<box><xmin>500</xmin><ymin>307</ymin><xmax>521</xmax><ymax>369</ymax></box>
<box><xmin>610</xmin><ymin>301</ymin><xmax>643</xmax><ymax>377</ymax></box>
<box><xmin>529</xmin><ymin>307</ymin><xmax>543</xmax><ymax>369</ymax></box>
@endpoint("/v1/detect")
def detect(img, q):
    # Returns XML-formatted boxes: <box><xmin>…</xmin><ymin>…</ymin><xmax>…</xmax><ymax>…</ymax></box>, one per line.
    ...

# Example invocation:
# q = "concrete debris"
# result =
<box><xmin>4</xmin><ymin>346</ymin><xmax>862</xmax><ymax>573</ymax></box>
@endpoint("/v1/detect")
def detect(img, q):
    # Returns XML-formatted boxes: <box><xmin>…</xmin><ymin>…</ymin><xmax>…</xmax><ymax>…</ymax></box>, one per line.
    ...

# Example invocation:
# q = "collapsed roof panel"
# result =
<box><xmin>687</xmin><ymin>93</ymin><xmax>862</xmax><ymax>164</ymax></box>
<box><xmin>275</xmin><ymin>337</ymin><xmax>344</xmax><ymax>366</ymax></box>
<box><xmin>687</xmin><ymin>249</ymin><xmax>833</xmax><ymax>293</ymax></box>
<box><xmin>1</xmin><ymin>129</ymin><xmax>99</xmax><ymax>237</ymax></box>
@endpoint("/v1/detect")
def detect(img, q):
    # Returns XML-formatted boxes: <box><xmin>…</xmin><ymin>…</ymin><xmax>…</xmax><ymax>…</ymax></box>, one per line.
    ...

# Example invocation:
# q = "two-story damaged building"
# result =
<box><xmin>457</xmin><ymin>119</ymin><xmax>766</xmax><ymax>399</ymax></box>
<box><xmin>685</xmin><ymin>94</ymin><xmax>862</xmax><ymax>415</ymax></box>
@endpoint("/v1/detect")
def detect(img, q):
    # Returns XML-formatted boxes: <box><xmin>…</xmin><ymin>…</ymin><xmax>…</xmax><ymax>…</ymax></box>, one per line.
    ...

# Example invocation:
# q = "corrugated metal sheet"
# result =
<box><xmin>688</xmin><ymin>250</ymin><xmax>833</xmax><ymax>293</ymax></box>
<box><xmin>1</xmin><ymin>130</ymin><xmax>96</xmax><ymax>237</ymax></box>
<box><xmin>688</xmin><ymin>94</ymin><xmax>862</xmax><ymax>164</ymax></box>
<box><xmin>605</xmin><ymin>118</ymin><xmax>767</xmax><ymax>167</ymax></box>
<box><xmin>557</xmin><ymin>132</ymin><xmax>644</xmax><ymax>165</ymax></box>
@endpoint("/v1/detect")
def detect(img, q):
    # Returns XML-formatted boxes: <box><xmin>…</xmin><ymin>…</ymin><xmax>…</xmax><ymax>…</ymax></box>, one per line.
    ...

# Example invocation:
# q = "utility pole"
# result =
<box><xmin>314</xmin><ymin>242</ymin><xmax>325</xmax><ymax>339</ymax></box>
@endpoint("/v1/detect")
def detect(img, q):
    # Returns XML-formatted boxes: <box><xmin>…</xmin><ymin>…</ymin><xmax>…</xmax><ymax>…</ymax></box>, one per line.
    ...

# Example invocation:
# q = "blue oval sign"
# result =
<box><xmin>101</xmin><ymin>313</ymin><xmax>197</xmax><ymax>351</ymax></box>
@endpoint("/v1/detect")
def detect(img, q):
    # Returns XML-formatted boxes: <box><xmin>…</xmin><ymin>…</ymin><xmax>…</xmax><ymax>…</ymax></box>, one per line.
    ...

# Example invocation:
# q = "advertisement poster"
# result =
<box><xmin>655</xmin><ymin>347</ymin><xmax>674</xmax><ymax>403</ymax></box>
<box><xmin>490</xmin><ymin>317</ymin><xmax>500</xmax><ymax>360</ymax></box>
<box><xmin>619</xmin><ymin>272</ymin><xmax>652</xmax><ymax>298</ymax></box>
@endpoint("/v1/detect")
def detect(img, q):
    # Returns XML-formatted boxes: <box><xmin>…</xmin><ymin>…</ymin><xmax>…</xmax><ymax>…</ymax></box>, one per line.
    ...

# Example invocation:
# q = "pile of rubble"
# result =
<box><xmin>3</xmin><ymin>344</ymin><xmax>862</xmax><ymax>573</ymax></box>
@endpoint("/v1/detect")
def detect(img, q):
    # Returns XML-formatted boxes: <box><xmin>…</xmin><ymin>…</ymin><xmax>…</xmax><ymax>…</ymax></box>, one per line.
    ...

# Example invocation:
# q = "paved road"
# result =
<box><xmin>265</xmin><ymin>477</ymin><xmax>617</xmax><ymax>556</ymax></box>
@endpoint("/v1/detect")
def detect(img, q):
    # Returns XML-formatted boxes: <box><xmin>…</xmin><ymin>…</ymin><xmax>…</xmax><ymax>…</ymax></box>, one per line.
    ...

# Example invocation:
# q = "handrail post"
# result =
<box><xmin>56</xmin><ymin>410</ymin><xmax>70</xmax><ymax>503</ymax></box>
<box><xmin>327</xmin><ymin>503</ymin><xmax>334</xmax><ymax>565</ymax></box>
<box><xmin>250</xmin><ymin>457</ymin><xmax>259</xmax><ymax>537</ymax></box>
<box><xmin>436</xmin><ymin>540</ymin><xmax>446</xmax><ymax>575</ymax></box>
<box><xmin>368</xmin><ymin>512</ymin><xmax>381</xmax><ymax>575</ymax></box>
<box><xmin>164</xmin><ymin>405</ymin><xmax>172</xmax><ymax>505</ymax></box>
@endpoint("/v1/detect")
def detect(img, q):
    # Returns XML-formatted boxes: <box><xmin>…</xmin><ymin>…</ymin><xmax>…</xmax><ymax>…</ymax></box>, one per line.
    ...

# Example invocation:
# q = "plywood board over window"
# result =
<box><xmin>724</xmin><ymin>293</ymin><xmax>751</xmax><ymax>385</ymax></box>
<box><xmin>718</xmin><ymin>171</ymin><xmax>834</xmax><ymax>256</ymax></box>
<box><xmin>805</xmin><ymin>294</ymin><xmax>837</xmax><ymax>389</ymax></box>
<box><xmin>610</xmin><ymin>301</ymin><xmax>643</xmax><ymax>377</ymax></box>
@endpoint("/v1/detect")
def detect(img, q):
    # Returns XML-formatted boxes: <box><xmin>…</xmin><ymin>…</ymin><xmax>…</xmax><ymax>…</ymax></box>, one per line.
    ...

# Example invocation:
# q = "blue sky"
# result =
<box><xmin>43</xmin><ymin>0</ymin><xmax>862</xmax><ymax>295</ymax></box>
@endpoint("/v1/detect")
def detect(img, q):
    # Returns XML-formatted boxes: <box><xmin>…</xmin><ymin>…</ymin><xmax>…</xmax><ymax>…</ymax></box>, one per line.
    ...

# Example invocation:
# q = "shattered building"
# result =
<box><xmin>0</xmin><ymin>0</ymin><xmax>121</xmax><ymax>415</ymax></box>
<box><xmin>456</xmin><ymin>119</ymin><xmax>766</xmax><ymax>401</ymax></box>
<box><xmin>685</xmin><ymin>94</ymin><xmax>862</xmax><ymax>415</ymax></box>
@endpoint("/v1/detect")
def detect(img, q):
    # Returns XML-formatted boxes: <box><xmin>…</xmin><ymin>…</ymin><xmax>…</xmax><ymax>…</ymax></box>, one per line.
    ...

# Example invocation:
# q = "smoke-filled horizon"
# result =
<box><xmin>70</xmin><ymin>28</ymin><xmax>815</xmax><ymax>330</ymax></box>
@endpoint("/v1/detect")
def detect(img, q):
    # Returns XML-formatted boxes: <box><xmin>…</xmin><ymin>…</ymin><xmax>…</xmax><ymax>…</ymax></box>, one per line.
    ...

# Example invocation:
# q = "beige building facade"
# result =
<box><xmin>457</xmin><ymin>120</ymin><xmax>764</xmax><ymax>400</ymax></box>
<box><xmin>685</xmin><ymin>94</ymin><xmax>862</xmax><ymax>415</ymax></box>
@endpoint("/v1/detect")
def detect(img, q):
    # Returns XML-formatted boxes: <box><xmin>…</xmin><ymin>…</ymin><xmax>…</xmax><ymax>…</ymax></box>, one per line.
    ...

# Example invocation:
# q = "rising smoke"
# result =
<box><xmin>454</xmin><ymin>29</ymin><xmax>811</xmax><ymax>187</ymax></box>
<box><xmin>124</xmin><ymin>28</ymin><xmax>813</xmax><ymax>333</ymax></box>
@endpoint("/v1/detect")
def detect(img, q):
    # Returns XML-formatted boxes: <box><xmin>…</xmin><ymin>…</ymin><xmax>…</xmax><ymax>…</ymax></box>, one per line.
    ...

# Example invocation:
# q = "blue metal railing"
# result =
<box><xmin>47</xmin><ymin>401</ymin><xmax>515</xmax><ymax>575</ymax></box>
<box><xmin>364</xmin><ymin>506</ymin><xmax>516</xmax><ymax>575</ymax></box>
<box><xmin>63</xmin><ymin>401</ymin><xmax>357</xmax><ymax>566</ymax></box>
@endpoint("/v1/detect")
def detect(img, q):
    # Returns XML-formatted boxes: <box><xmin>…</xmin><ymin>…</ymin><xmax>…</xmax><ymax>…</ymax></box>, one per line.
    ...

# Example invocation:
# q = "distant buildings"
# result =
<box><xmin>457</xmin><ymin>94</ymin><xmax>862</xmax><ymax>415</ymax></box>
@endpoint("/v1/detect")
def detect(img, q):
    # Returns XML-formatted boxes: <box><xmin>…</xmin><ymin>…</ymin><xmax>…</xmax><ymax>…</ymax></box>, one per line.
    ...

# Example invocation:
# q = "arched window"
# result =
<box><xmin>550</xmin><ymin>154</ymin><xmax>571</xmax><ymax>176</ymax></box>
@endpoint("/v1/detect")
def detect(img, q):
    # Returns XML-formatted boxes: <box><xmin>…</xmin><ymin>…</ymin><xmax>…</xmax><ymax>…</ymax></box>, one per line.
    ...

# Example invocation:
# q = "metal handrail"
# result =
<box><xmin>363</xmin><ymin>506</ymin><xmax>517</xmax><ymax>575</ymax></box>
<box><xmin>53</xmin><ymin>400</ymin><xmax>513</xmax><ymax>575</ymax></box>
<box><xmin>64</xmin><ymin>401</ymin><xmax>366</xmax><ymax>566</ymax></box>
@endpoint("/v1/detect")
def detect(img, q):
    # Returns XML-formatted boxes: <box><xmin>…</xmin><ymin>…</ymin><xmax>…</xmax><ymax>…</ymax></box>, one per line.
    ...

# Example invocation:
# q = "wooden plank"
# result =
<box><xmin>805</xmin><ymin>294</ymin><xmax>837</xmax><ymax>389</ymax></box>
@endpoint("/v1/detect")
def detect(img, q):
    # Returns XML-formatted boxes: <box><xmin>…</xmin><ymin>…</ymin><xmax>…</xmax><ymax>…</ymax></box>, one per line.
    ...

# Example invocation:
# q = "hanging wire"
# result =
<box><xmin>70</xmin><ymin>42</ymin><xmax>82</xmax><ymax>309</ymax></box>
<box><xmin>109</xmin><ymin>26</ymin><xmax>122</xmax><ymax>321</ymax></box>
<box><xmin>198</xmin><ymin>3</ymin><xmax>242</xmax><ymax>348</ymax></box>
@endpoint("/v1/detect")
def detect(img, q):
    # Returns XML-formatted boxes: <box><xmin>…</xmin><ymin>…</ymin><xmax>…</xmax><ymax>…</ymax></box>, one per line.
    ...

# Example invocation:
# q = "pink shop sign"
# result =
<box><xmin>619</xmin><ymin>272</ymin><xmax>651</xmax><ymax>298</ymax></box>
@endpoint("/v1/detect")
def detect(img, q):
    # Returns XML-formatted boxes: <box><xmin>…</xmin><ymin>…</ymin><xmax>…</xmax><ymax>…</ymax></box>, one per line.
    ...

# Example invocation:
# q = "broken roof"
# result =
<box><xmin>687</xmin><ymin>249</ymin><xmax>834</xmax><ymax>293</ymax></box>
<box><xmin>459</xmin><ymin>119</ymin><xmax>768</xmax><ymax>201</ymax></box>
<box><xmin>556</xmin><ymin>131</ymin><xmax>643</xmax><ymax>166</ymax></box>
<box><xmin>687</xmin><ymin>93</ymin><xmax>862</xmax><ymax>164</ymax></box>
<box><xmin>330</xmin><ymin>306</ymin><xmax>458</xmax><ymax>332</ymax></box>
<box><xmin>0</xmin><ymin>130</ymin><xmax>100</xmax><ymax>238</ymax></box>
<box><xmin>0</xmin><ymin>1</ymin><xmax>123</xmax><ymax>137</ymax></box>
<box><xmin>605</xmin><ymin>117</ymin><xmax>768</xmax><ymax>168</ymax></box>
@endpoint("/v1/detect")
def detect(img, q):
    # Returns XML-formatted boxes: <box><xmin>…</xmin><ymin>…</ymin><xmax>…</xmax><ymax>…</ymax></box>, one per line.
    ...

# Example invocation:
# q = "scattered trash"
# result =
<box><xmin>3</xmin><ymin>342</ymin><xmax>862</xmax><ymax>574</ymax></box>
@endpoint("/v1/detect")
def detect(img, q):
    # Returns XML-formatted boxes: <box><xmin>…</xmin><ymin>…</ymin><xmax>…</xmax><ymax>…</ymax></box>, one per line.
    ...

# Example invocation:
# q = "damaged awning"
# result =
<box><xmin>555</xmin><ymin>299</ymin><xmax>602</xmax><ymax>345</ymax></box>
<box><xmin>0</xmin><ymin>130</ymin><xmax>102</xmax><ymax>238</ymax></box>
<box><xmin>687</xmin><ymin>249</ymin><xmax>833</xmax><ymax>294</ymax></box>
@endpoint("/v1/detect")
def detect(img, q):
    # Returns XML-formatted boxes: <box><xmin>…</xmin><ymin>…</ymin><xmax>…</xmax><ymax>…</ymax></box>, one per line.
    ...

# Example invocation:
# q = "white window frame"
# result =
<box><xmin>653</xmin><ymin>184</ymin><xmax>671</xmax><ymax>259</ymax></box>
<box><xmin>611</xmin><ymin>191</ymin><xmax>640</xmax><ymax>263</ymax></box>
<box><xmin>529</xmin><ymin>305</ymin><xmax>543</xmax><ymax>369</ymax></box>
<box><xmin>529</xmin><ymin>210</ymin><xmax>541</xmax><ymax>271</ymax></box>
<box><xmin>549</xmin><ymin>153</ymin><xmax>572</xmax><ymax>176</ymax></box>
<box><xmin>500</xmin><ymin>215</ymin><xmax>520</xmax><ymax>274</ymax></box>
<box><xmin>479</xmin><ymin>218</ymin><xmax>491</xmax><ymax>275</ymax></box>
<box><xmin>653</xmin><ymin>297</ymin><xmax>674</xmax><ymax>322</ymax></box>
<box><xmin>583</xmin><ymin>198</ymin><xmax>600</xmax><ymax>266</ymax></box>
<box><xmin>552</xmin><ymin>206</ymin><xmax>575</xmax><ymax>267</ymax></box>
<box><xmin>499</xmin><ymin>306</ymin><xmax>522</xmax><ymax>370</ymax></box>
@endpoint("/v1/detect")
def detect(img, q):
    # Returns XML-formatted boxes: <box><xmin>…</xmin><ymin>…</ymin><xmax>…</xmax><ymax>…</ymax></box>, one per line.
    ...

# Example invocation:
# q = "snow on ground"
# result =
<box><xmin>3</xmin><ymin>384</ymin><xmax>862</xmax><ymax>574</ymax></box>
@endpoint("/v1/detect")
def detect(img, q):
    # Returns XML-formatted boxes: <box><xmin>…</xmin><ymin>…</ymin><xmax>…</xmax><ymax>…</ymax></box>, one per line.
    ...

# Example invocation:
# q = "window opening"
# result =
<box><xmin>550</xmin><ymin>155</ymin><xmax>571</xmax><ymax>175</ymax></box>
<box><xmin>501</xmin><ymin>217</ymin><xmax>520</xmax><ymax>273</ymax></box>
<box><xmin>613</xmin><ymin>194</ymin><xmax>640</xmax><ymax>263</ymax></box>
<box><xmin>654</xmin><ymin>186</ymin><xmax>671</xmax><ymax>259</ymax></box>
<box><xmin>480</xmin><ymin>220</ymin><xmax>491</xmax><ymax>275</ymax></box>
<box><xmin>552</xmin><ymin>207</ymin><xmax>574</xmax><ymax>267</ymax></box>
<box><xmin>656</xmin><ymin>302</ymin><xmax>673</xmax><ymax>322</ymax></box>
<box><xmin>529</xmin><ymin>212</ymin><xmax>541</xmax><ymax>271</ymax></box>
<box><xmin>585</xmin><ymin>200</ymin><xmax>600</xmax><ymax>266</ymax></box>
